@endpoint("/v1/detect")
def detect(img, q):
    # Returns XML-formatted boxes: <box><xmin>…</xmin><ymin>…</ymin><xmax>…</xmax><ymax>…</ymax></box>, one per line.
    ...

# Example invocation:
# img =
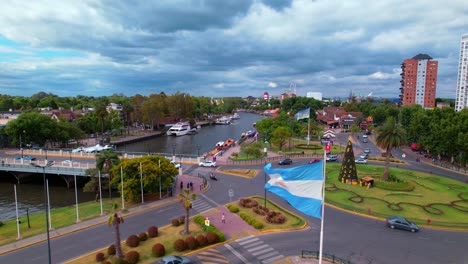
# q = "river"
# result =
<box><xmin>0</xmin><ymin>112</ymin><xmax>264</xmax><ymax>221</ymax></box>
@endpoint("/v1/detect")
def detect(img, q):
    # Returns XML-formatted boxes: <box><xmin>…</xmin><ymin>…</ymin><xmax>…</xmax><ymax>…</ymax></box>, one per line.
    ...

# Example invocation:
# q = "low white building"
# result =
<box><xmin>306</xmin><ymin>92</ymin><xmax>322</xmax><ymax>101</ymax></box>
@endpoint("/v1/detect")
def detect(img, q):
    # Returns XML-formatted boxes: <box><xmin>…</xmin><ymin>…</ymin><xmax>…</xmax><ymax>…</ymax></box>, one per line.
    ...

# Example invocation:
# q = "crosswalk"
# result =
<box><xmin>195</xmin><ymin>248</ymin><xmax>229</xmax><ymax>263</ymax></box>
<box><xmin>191</xmin><ymin>197</ymin><xmax>214</xmax><ymax>213</ymax></box>
<box><xmin>229</xmin><ymin>235</ymin><xmax>284</xmax><ymax>264</ymax></box>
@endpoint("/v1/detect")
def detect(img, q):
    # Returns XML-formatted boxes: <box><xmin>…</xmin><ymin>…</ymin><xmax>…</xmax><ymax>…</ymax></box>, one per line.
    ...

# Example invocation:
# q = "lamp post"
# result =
<box><xmin>196</xmin><ymin>145</ymin><xmax>201</xmax><ymax>157</ymax></box>
<box><xmin>31</xmin><ymin>161</ymin><xmax>54</xmax><ymax>264</ymax></box>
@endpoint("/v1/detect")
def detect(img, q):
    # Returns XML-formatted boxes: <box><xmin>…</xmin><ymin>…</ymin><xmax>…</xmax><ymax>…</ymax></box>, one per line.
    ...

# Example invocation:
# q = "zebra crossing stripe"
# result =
<box><xmin>235</xmin><ymin>235</ymin><xmax>255</xmax><ymax>242</ymax></box>
<box><xmin>247</xmin><ymin>244</ymin><xmax>268</xmax><ymax>252</ymax></box>
<box><xmin>224</xmin><ymin>244</ymin><xmax>252</xmax><ymax>264</ymax></box>
<box><xmin>251</xmin><ymin>247</ymin><xmax>274</xmax><ymax>256</ymax></box>
<box><xmin>238</xmin><ymin>237</ymin><xmax>259</xmax><ymax>245</ymax></box>
<box><xmin>261</xmin><ymin>254</ymin><xmax>284</xmax><ymax>263</ymax></box>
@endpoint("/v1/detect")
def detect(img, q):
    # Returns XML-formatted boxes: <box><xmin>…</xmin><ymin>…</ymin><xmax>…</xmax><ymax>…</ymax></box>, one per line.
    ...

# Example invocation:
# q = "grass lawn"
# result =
<box><xmin>227</xmin><ymin>196</ymin><xmax>306</xmax><ymax>231</ymax></box>
<box><xmin>67</xmin><ymin>221</ymin><xmax>206</xmax><ymax>264</ymax></box>
<box><xmin>219</xmin><ymin>168</ymin><xmax>258</xmax><ymax>178</ymax></box>
<box><xmin>0</xmin><ymin>198</ymin><xmax>125</xmax><ymax>246</ymax></box>
<box><xmin>325</xmin><ymin>164</ymin><xmax>468</xmax><ymax>229</ymax></box>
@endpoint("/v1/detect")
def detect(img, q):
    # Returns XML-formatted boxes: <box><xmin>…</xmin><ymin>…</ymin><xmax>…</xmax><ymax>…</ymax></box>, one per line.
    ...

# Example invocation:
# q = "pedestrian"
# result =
<box><xmin>190</xmin><ymin>181</ymin><xmax>193</xmax><ymax>190</ymax></box>
<box><xmin>180</xmin><ymin>181</ymin><xmax>183</xmax><ymax>190</ymax></box>
<box><xmin>187</xmin><ymin>182</ymin><xmax>190</xmax><ymax>189</ymax></box>
<box><xmin>221</xmin><ymin>213</ymin><xmax>226</xmax><ymax>224</ymax></box>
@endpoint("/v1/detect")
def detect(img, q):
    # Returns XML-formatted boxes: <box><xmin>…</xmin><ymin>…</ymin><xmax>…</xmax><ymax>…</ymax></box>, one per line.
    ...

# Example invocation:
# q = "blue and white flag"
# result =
<box><xmin>264</xmin><ymin>161</ymin><xmax>324</xmax><ymax>219</ymax></box>
<box><xmin>295</xmin><ymin>108</ymin><xmax>310</xmax><ymax>120</ymax></box>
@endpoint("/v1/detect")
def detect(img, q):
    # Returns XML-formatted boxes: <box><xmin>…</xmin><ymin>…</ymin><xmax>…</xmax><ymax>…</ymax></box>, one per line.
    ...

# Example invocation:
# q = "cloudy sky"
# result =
<box><xmin>0</xmin><ymin>0</ymin><xmax>467</xmax><ymax>99</ymax></box>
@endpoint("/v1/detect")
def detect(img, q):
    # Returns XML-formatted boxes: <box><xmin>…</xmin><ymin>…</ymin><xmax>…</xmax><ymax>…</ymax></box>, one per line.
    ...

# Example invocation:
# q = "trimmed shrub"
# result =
<box><xmin>96</xmin><ymin>252</ymin><xmax>105</xmax><ymax>262</ymax></box>
<box><xmin>178</xmin><ymin>215</ymin><xmax>185</xmax><ymax>224</ymax></box>
<box><xmin>138</xmin><ymin>232</ymin><xmax>148</xmax><ymax>241</ymax></box>
<box><xmin>206</xmin><ymin>232</ymin><xmax>220</xmax><ymax>244</ymax></box>
<box><xmin>266</xmin><ymin>211</ymin><xmax>286</xmax><ymax>224</ymax></box>
<box><xmin>126</xmin><ymin>234</ymin><xmax>140</xmax><ymax>248</ymax></box>
<box><xmin>196</xmin><ymin>234</ymin><xmax>207</xmax><ymax>247</ymax></box>
<box><xmin>171</xmin><ymin>218</ymin><xmax>180</xmax><ymax>226</ymax></box>
<box><xmin>107</xmin><ymin>244</ymin><xmax>116</xmax><ymax>256</ymax></box>
<box><xmin>0</xmin><ymin>221</ymin><xmax>4</xmax><ymax>227</ymax></box>
<box><xmin>173</xmin><ymin>239</ymin><xmax>187</xmax><ymax>252</ymax></box>
<box><xmin>102</xmin><ymin>261</ymin><xmax>112</xmax><ymax>264</ymax></box>
<box><xmin>239</xmin><ymin>198</ymin><xmax>259</xmax><ymax>208</ymax></box>
<box><xmin>185</xmin><ymin>236</ymin><xmax>199</xmax><ymax>250</ymax></box>
<box><xmin>253</xmin><ymin>221</ymin><xmax>264</xmax><ymax>229</ymax></box>
<box><xmin>228</xmin><ymin>205</ymin><xmax>239</xmax><ymax>213</ymax></box>
<box><xmin>152</xmin><ymin>243</ymin><xmax>165</xmax><ymax>257</ymax></box>
<box><xmin>125</xmin><ymin>250</ymin><xmax>139</xmax><ymax>264</ymax></box>
<box><xmin>147</xmin><ymin>226</ymin><xmax>158</xmax><ymax>238</ymax></box>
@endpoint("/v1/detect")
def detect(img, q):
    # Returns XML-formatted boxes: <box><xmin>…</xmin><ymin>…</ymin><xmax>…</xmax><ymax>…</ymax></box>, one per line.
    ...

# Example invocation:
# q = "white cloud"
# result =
<box><xmin>268</xmin><ymin>82</ymin><xmax>277</xmax><ymax>88</ymax></box>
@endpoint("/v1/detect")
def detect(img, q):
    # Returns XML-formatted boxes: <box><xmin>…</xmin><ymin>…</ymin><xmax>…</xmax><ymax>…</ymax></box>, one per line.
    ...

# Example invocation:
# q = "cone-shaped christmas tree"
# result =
<box><xmin>338</xmin><ymin>138</ymin><xmax>358</xmax><ymax>182</ymax></box>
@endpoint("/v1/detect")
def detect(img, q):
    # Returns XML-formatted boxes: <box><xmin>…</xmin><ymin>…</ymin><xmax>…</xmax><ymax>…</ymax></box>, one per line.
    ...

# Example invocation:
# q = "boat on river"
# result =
<box><xmin>166</xmin><ymin>122</ymin><xmax>191</xmax><ymax>136</ymax></box>
<box><xmin>214</xmin><ymin>116</ymin><xmax>231</xmax><ymax>125</ymax></box>
<box><xmin>206</xmin><ymin>138</ymin><xmax>236</xmax><ymax>157</ymax></box>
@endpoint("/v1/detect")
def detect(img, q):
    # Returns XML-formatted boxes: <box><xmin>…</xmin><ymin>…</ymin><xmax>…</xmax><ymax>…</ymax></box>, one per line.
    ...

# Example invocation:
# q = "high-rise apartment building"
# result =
<box><xmin>399</xmin><ymin>54</ymin><xmax>438</xmax><ymax>108</ymax></box>
<box><xmin>455</xmin><ymin>33</ymin><xmax>468</xmax><ymax>112</ymax></box>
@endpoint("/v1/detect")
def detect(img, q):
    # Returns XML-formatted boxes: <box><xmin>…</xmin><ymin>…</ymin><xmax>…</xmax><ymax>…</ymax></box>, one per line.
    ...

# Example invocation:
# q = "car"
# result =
<box><xmin>308</xmin><ymin>159</ymin><xmax>320</xmax><ymax>164</ymax></box>
<box><xmin>362</xmin><ymin>134</ymin><xmax>368</xmax><ymax>138</ymax></box>
<box><xmin>355</xmin><ymin>158</ymin><xmax>367</xmax><ymax>164</ymax></box>
<box><xmin>326</xmin><ymin>155</ymin><xmax>338</xmax><ymax>162</ymax></box>
<box><xmin>362</xmin><ymin>138</ymin><xmax>368</xmax><ymax>143</ymax></box>
<box><xmin>157</xmin><ymin>255</ymin><xmax>193</xmax><ymax>264</ymax></box>
<box><xmin>364</xmin><ymin>148</ymin><xmax>371</xmax><ymax>153</ymax></box>
<box><xmin>16</xmin><ymin>156</ymin><xmax>37</xmax><ymax>161</ymax></box>
<box><xmin>386</xmin><ymin>216</ymin><xmax>419</xmax><ymax>232</ymax></box>
<box><xmin>278</xmin><ymin>158</ymin><xmax>293</xmax><ymax>165</ymax></box>
<box><xmin>199</xmin><ymin>160</ymin><xmax>216</xmax><ymax>167</ymax></box>
<box><xmin>72</xmin><ymin>147</ymin><xmax>84</xmax><ymax>153</ymax></box>
<box><xmin>359</xmin><ymin>154</ymin><xmax>369</xmax><ymax>159</ymax></box>
<box><xmin>170</xmin><ymin>160</ymin><xmax>181</xmax><ymax>169</ymax></box>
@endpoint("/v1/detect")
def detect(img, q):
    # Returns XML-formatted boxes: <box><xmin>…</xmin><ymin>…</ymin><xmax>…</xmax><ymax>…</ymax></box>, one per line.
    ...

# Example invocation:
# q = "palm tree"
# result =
<box><xmin>178</xmin><ymin>189</ymin><xmax>196</xmax><ymax>234</ymax></box>
<box><xmin>96</xmin><ymin>149</ymin><xmax>120</xmax><ymax>198</ymax></box>
<box><xmin>376</xmin><ymin>117</ymin><xmax>406</xmax><ymax>181</ymax></box>
<box><xmin>108</xmin><ymin>203</ymin><xmax>124</xmax><ymax>258</ymax></box>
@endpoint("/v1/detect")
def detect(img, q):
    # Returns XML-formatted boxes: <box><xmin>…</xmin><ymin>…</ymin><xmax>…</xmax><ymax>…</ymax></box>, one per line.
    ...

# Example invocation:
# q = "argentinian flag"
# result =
<box><xmin>264</xmin><ymin>161</ymin><xmax>324</xmax><ymax>219</ymax></box>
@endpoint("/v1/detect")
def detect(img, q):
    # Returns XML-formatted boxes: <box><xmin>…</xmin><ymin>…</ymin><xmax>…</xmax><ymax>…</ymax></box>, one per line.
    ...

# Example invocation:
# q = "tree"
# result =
<box><xmin>178</xmin><ymin>189</ymin><xmax>196</xmax><ymax>235</ymax></box>
<box><xmin>376</xmin><ymin>117</ymin><xmax>406</xmax><ymax>181</ymax></box>
<box><xmin>108</xmin><ymin>204</ymin><xmax>124</xmax><ymax>258</ymax></box>
<box><xmin>271</xmin><ymin>126</ymin><xmax>291</xmax><ymax>151</ymax></box>
<box><xmin>96</xmin><ymin>149</ymin><xmax>121</xmax><ymax>198</ymax></box>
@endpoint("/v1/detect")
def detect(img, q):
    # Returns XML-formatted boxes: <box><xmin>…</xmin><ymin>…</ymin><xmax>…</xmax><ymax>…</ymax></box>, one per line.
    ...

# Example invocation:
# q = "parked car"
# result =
<box><xmin>199</xmin><ymin>160</ymin><xmax>216</xmax><ymax>167</ymax></box>
<box><xmin>170</xmin><ymin>160</ymin><xmax>181</xmax><ymax>169</ymax></box>
<box><xmin>16</xmin><ymin>156</ymin><xmax>36</xmax><ymax>161</ymax></box>
<box><xmin>362</xmin><ymin>138</ymin><xmax>368</xmax><ymax>143</ymax></box>
<box><xmin>278</xmin><ymin>158</ymin><xmax>293</xmax><ymax>165</ymax></box>
<box><xmin>355</xmin><ymin>158</ymin><xmax>367</xmax><ymax>164</ymax></box>
<box><xmin>157</xmin><ymin>255</ymin><xmax>193</xmax><ymax>264</ymax></box>
<box><xmin>359</xmin><ymin>154</ymin><xmax>369</xmax><ymax>159</ymax></box>
<box><xmin>364</xmin><ymin>148</ymin><xmax>371</xmax><ymax>153</ymax></box>
<box><xmin>326</xmin><ymin>155</ymin><xmax>338</xmax><ymax>161</ymax></box>
<box><xmin>308</xmin><ymin>159</ymin><xmax>320</xmax><ymax>164</ymax></box>
<box><xmin>72</xmin><ymin>147</ymin><xmax>84</xmax><ymax>153</ymax></box>
<box><xmin>386</xmin><ymin>216</ymin><xmax>419</xmax><ymax>232</ymax></box>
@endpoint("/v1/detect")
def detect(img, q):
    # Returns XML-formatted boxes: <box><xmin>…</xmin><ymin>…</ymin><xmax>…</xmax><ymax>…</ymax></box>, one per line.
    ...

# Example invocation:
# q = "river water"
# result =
<box><xmin>0</xmin><ymin>112</ymin><xmax>264</xmax><ymax>221</ymax></box>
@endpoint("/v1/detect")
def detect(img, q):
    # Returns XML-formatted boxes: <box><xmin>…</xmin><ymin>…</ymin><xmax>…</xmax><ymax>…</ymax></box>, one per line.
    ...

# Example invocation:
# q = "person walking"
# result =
<box><xmin>221</xmin><ymin>213</ymin><xmax>226</xmax><ymax>224</ymax></box>
<box><xmin>180</xmin><ymin>181</ymin><xmax>183</xmax><ymax>190</ymax></box>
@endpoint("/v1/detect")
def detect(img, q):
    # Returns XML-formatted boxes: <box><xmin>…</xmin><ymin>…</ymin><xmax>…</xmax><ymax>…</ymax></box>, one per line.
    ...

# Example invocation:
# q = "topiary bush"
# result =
<box><xmin>147</xmin><ymin>226</ymin><xmax>158</xmax><ymax>237</ymax></box>
<box><xmin>152</xmin><ymin>243</ymin><xmax>165</xmax><ymax>257</ymax></box>
<box><xmin>173</xmin><ymin>239</ymin><xmax>187</xmax><ymax>252</ymax></box>
<box><xmin>171</xmin><ymin>218</ymin><xmax>180</xmax><ymax>226</ymax></box>
<box><xmin>125</xmin><ymin>250</ymin><xmax>140</xmax><ymax>264</ymax></box>
<box><xmin>107</xmin><ymin>244</ymin><xmax>116</xmax><ymax>256</ymax></box>
<box><xmin>126</xmin><ymin>234</ymin><xmax>140</xmax><ymax>248</ymax></box>
<box><xmin>196</xmin><ymin>234</ymin><xmax>207</xmax><ymax>247</ymax></box>
<box><xmin>253</xmin><ymin>221</ymin><xmax>264</xmax><ymax>229</ymax></box>
<box><xmin>178</xmin><ymin>215</ymin><xmax>185</xmax><ymax>224</ymax></box>
<box><xmin>138</xmin><ymin>232</ymin><xmax>148</xmax><ymax>241</ymax></box>
<box><xmin>96</xmin><ymin>252</ymin><xmax>105</xmax><ymax>262</ymax></box>
<box><xmin>206</xmin><ymin>232</ymin><xmax>220</xmax><ymax>244</ymax></box>
<box><xmin>185</xmin><ymin>236</ymin><xmax>199</xmax><ymax>250</ymax></box>
<box><xmin>266</xmin><ymin>211</ymin><xmax>286</xmax><ymax>224</ymax></box>
<box><xmin>239</xmin><ymin>198</ymin><xmax>259</xmax><ymax>208</ymax></box>
<box><xmin>228</xmin><ymin>205</ymin><xmax>239</xmax><ymax>213</ymax></box>
<box><xmin>102</xmin><ymin>261</ymin><xmax>112</xmax><ymax>264</ymax></box>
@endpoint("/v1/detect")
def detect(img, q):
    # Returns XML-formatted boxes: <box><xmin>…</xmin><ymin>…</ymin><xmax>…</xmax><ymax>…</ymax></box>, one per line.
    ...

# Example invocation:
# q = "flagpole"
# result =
<box><xmin>319</xmin><ymin>149</ymin><xmax>326</xmax><ymax>264</ymax></box>
<box><xmin>307</xmin><ymin>116</ymin><xmax>310</xmax><ymax>146</ymax></box>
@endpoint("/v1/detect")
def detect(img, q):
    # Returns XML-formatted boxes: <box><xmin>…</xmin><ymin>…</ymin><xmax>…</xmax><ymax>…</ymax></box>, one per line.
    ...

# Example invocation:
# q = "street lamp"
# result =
<box><xmin>196</xmin><ymin>145</ymin><xmax>201</xmax><ymax>157</ymax></box>
<box><xmin>31</xmin><ymin>160</ymin><xmax>54</xmax><ymax>264</ymax></box>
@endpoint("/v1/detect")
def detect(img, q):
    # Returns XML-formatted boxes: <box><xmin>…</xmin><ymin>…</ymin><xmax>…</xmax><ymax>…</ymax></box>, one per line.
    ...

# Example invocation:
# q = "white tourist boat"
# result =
<box><xmin>166</xmin><ymin>122</ymin><xmax>191</xmax><ymax>136</ymax></box>
<box><xmin>231</xmin><ymin>112</ymin><xmax>240</xmax><ymax>119</ymax></box>
<box><xmin>214</xmin><ymin>116</ymin><xmax>231</xmax><ymax>125</ymax></box>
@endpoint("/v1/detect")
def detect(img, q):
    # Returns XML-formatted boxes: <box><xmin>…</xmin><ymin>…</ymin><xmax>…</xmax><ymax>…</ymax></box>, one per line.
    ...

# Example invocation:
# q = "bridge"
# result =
<box><xmin>0</xmin><ymin>148</ymin><xmax>202</xmax><ymax>180</ymax></box>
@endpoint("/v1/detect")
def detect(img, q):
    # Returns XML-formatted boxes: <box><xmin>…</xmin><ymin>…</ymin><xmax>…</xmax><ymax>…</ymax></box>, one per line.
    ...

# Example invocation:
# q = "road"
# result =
<box><xmin>1</xmin><ymin>133</ymin><xmax>467</xmax><ymax>264</ymax></box>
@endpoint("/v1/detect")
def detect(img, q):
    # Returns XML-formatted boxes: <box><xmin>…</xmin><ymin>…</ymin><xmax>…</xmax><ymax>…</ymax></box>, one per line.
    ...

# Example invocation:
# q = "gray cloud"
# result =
<box><xmin>0</xmin><ymin>0</ymin><xmax>466</xmax><ymax>99</ymax></box>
